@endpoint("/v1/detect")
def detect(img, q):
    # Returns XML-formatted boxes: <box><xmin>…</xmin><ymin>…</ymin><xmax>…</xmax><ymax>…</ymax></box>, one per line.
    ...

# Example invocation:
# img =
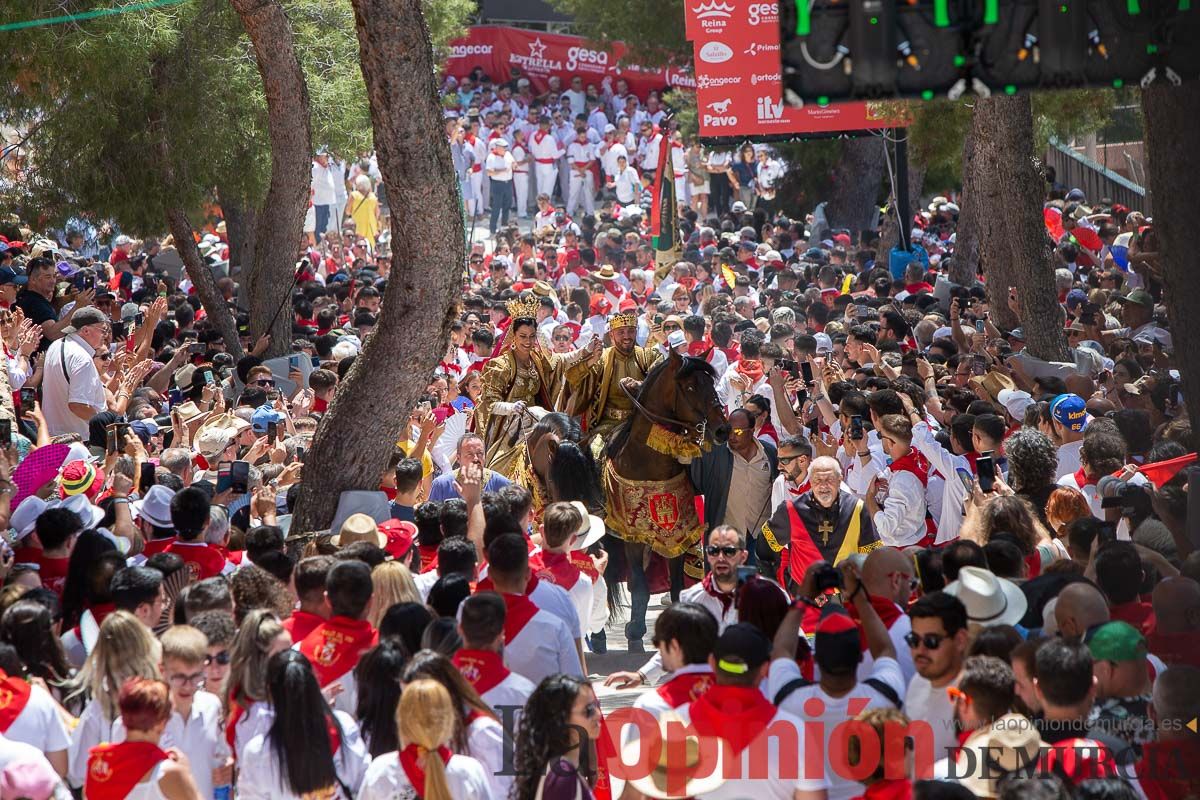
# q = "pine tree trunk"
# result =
<box><xmin>150</xmin><ymin>59</ymin><xmax>245</xmax><ymax>359</ymax></box>
<box><xmin>219</xmin><ymin>191</ymin><xmax>257</xmax><ymax>279</ymax></box>
<box><xmin>1142</xmin><ymin>82</ymin><xmax>1200</xmax><ymax>435</ymax></box>
<box><xmin>229</xmin><ymin>0</ymin><xmax>312</xmax><ymax>359</ymax></box>
<box><xmin>823</xmin><ymin>136</ymin><xmax>887</xmax><ymax>238</ymax></box>
<box><xmin>949</xmin><ymin>123</ymin><xmax>982</xmax><ymax>290</ymax></box>
<box><xmin>290</xmin><ymin>0</ymin><xmax>465</xmax><ymax>534</ymax></box>
<box><xmin>965</xmin><ymin>95</ymin><xmax>1068</xmax><ymax>361</ymax></box>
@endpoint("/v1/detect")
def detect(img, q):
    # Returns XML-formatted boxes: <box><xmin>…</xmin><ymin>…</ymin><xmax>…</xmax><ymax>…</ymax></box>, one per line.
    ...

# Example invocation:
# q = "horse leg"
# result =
<box><xmin>623</xmin><ymin>541</ymin><xmax>650</xmax><ymax>652</ymax></box>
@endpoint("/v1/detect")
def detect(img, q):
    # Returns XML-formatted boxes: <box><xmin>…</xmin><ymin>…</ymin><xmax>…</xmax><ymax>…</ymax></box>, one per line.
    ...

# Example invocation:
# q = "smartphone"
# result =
<box><xmin>19</xmin><ymin>388</ymin><xmax>36</xmax><ymax>409</ymax></box>
<box><xmin>311</xmin><ymin>356</ymin><xmax>321</xmax><ymax>368</ymax></box>
<box><xmin>451</xmin><ymin>395</ymin><xmax>475</xmax><ymax>413</ymax></box>
<box><xmin>111</xmin><ymin>322</ymin><xmax>127</xmax><ymax>340</ymax></box>
<box><xmin>216</xmin><ymin>461</ymin><xmax>233</xmax><ymax>494</ymax></box>
<box><xmin>203</xmin><ymin>370</ymin><xmax>215</xmax><ymax>385</ymax></box>
<box><xmin>135</xmin><ymin>312</ymin><xmax>145</xmax><ymax>325</ymax></box>
<box><xmin>808</xmin><ymin>415</ymin><xmax>820</xmax><ymax>437</ymax></box>
<box><xmin>106</xmin><ymin>424</ymin><xmax>119</xmax><ymax>454</ymax></box>
<box><xmin>168</xmin><ymin>388</ymin><xmax>183</xmax><ymax>406</ymax></box>
<box><xmin>115</xmin><ymin>422</ymin><xmax>131</xmax><ymax>447</ymax></box>
<box><xmin>653</xmin><ymin>314</ymin><xmax>664</xmax><ymax>326</ymax></box>
<box><xmin>188</xmin><ymin>343</ymin><xmax>206</xmax><ymax>355</ymax></box>
<box><xmin>267</xmin><ymin>390</ymin><xmax>281</xmax><ymax>403</ymax></box>
<box><xmin>972</xmin><ymin>354</ymin><xmax>987</xmax><ymax>377</ymax></box>
<box><xmin>289</xmin><ymin>355</ymin><xmax>301</xmax><ymax>369</ymax></box>
<box><xmin>230</xmin><ymin>460</ymin><xmax>250</xmax><ymax>494</ymax></box>
<box><xmin>295</xmin><ymin>446</ymin><xmax>306</xmax><ymax>461</ymax></box>
<box><xmin>0</xmin><ymin>419</ymin><xmax>9</xmax><ymax>449</ymax></box>
<box><xmin>777</xmin><ymin>358</ymin><xmax>800</xmax><ymax>378</ymax></box>
<box><xmin>849</xmin><ymin>414</ymin><xmax>864</xmax><ymax>441</ymax></box>
<box><xmin>800</xmin><ymin>360</ymin><xmax>815</xmax><ymax>385</ymax></box>
<box><xmin>974</xmin><ymin>319</ymin><xmax>985</xmax><ymax>334</ymax></box>
<box><xmin>139</xmin><ymin>462</ymin><xmax>156</xmax><ymax>494</ymax></box>
<box><xmin>267</xmin><ymin>421</ymin><xmax>278</xmax><ymax>445</ymax></box>
<box><xmin>736</xmin><ymin>565</ymin><xmax>757</xmax><ymax>587</ymax></box>
<box><xmin>977</xmin><ymin>453</ymin><xmax>996</xmax><ymax>494</ymax></box>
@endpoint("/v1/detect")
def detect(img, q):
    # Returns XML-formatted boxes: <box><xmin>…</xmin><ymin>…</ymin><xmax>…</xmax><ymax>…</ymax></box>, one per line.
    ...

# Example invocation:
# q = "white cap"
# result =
<box><xmin>997</xmin><ymin>388</ymin><xmax>1034</xmax><ymax>420</ymax></box>
<box><xmin>10</xmin><ymin>496</ymin><xmax>46</xmax><ymax>539</ymax></box>
<box><xmin>667</xmin><ymin>330</ymin><xmax>687</xmax><ymax>350</ymax></box>
<box><xmin>813</xmin><ymin>332</ymin><xmax>834</xmax><ymax>354</ymax></box>
<box><xmin>604</xmin><ymin>123</ymin><xmax>616</xmax><ymax>133</ymax></box>
<box><xmin>491</xmin><ymin>138</ymin><xmax>509</xmax><ymax>149</ymax></box>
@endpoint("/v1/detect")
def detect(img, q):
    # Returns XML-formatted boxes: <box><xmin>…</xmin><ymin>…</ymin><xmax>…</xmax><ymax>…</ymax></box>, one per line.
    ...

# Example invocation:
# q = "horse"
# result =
<box><xmin>604</xmin><ymin>346</ymin><xmax>728</xmax><ymax>651</ymax></box>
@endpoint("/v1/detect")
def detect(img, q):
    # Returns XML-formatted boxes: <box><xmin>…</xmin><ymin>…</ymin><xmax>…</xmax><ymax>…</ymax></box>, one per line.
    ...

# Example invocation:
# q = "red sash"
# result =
<box><xmin>166</xmin><ymin>541</ymin><xmax>227</xmax><ymax>581</ymax></box>
<box><xmin>783</xmin><ymin>498</ymin><xmax>824</xmax><ymax>589</ymax></box>
<box><xmin>453</xmin><ymin>649</ymin><xmax>511</xmax><ymax>696</ymax></box>
<box><xmin>1073</xmin><ymin>467</ymin><xmax>1097</xmax><ymax>488</ymax></box>
<box><xmin>501</xmin><ymin>593</ymin><xmax>540</xmax><ymax>643</ymax></box>
<box><xmin>656</xmin><ymin>669</ymin><xmax>714</xmax><ymax>708</ymax></box>
<box><xmin>0</xmin><ymin>670</ymin><xmax>32</xmax><ymax>732</ymax></box>
<box><xmin>888</xmin><ymin>450</ymin><xmax>937</xmax><ymax>541</ymax></box>
<box><xmin>847</xmin><ymin>597</ymin><xmax>905</xmax><ymax>653</ymax></box>
<box><xmin>399</xmin><ymin>744</ymin><xmax>452</xmax><ymax>797</ymax></box>
<box><xmin>700</xmin><ymin>573</ymin><xmax>735</xmax><ymax>616</ymax></box>
<box><xmin>86</xmin><ymin>741</ymin><xmax>169</xmax><ymax>800</ymax></box>
<box><xmin>688</xmin><ymin>685</ymin><xmax>777</xmax><ymax>755</ymax></box>
<box><xmin>418</xmin><ymin>544</ymin><xmax>439</xmax><ymax>574</ymax></box>
<box><xmin>140</xmin><ymin>536</ymin><xmax>177</xmax><ymax>558</ymax></box>
<box><xmin>297</xmin><ymin>616</ymin><xmax>378</xmax><ymax>688</ymax></box>
<box><xmin>537</xmin><ymin>550</ymin><xmax>582</xmax><ymax>591</ymax></box>
<box><xmin>569</xmin><ymin>549</ymin><xmax>599</xmax><ymax>581</ymax></box>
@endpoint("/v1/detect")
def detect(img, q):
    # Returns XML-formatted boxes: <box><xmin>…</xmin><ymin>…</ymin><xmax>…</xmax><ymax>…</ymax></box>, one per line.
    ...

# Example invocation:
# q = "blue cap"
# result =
<box><xmin>130</xmin><ymin>418</ymin><xmax>160</xmax><ymax>444</ymax></box>
<box><xmin>0</xmin><ymin>266</ymin><xmax>27</xmax><ymax>287</ymax></box>
<box><xmin>1051</xmin><ymin>393</ymin><xmax>1087</xmax><ymax>432</ymax></box>
<box><xmin>251</xmin><ymin>404</ymin><xmax>286</xmax><ymax>434</ymax></box>
<box><xmin>1065</xmin><ymin>289</ymin><xmax>1088</xmax><ymax>309</ymax></box>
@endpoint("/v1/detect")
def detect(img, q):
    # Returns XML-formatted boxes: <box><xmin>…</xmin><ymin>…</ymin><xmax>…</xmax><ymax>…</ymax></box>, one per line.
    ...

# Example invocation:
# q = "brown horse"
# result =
<box><xmin>605</xmin><ymin>346</ymin><xmax>728</xmax><ymax>650</ymax></box>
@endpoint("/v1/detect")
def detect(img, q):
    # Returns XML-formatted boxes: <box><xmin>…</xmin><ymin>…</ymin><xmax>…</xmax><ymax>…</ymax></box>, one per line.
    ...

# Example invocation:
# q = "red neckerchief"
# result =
<box><xmin>847</xmin><ymin>596</ymin><xmax>905</xmax><ymax>652</ymax></box>
<box><xmin>500</xmin><ymin>593</ymin><xmax>540</xmax><ymax>643</ymax></box>
<box><xmin>85</xmin><ymin>741</ymin><xmax>169</xmax><ymax>800</ymax></box>
<box><xmin>700</xmin><ymin>573</ymin><xmax>736</xmax><ymax>616</ymax></box>
<box><xmin>569</xmin><ymin>549</ymin><xmax>599</xmax><ymax>581</ymax></box>
<box><xmin>312</xmin><ymin>396</ymin><xmax>328</xmax><ymax>413</ymax></box>
<box><xmin>537</xmin><ymin>550</ymin><xmax>582</xmax><ymax>591</ymax></box>
<box><xmin>165</xmin><ymin>541</ymin><xmax>226</xmax><ymax>581</ymax></box>
<box><xmin>140</xmin><ymin>537</ymin><xmax>176</xmax><ymax>558</ymax></box>
<box><xmin>399</xmin><ymin>743</ymin><xmax>452</xmax><ymax>796</ymax></box>
<box><xmin>452</xmin><ymin>649</ymin><xmax>511</xmax><ymax>696</ymax></box>
<box><xmin>419</xmin><ymin>544</ymin><xmax>439</xmax><ymax>574</ymax></box>
<box><xmin>71</xmin><ymin>602</ymin><xmax>116</xmax><ymax>644</ymax></box>
<box><xmin>688</xmin><ymin>684</ymin><xmax>776</xmax><ymax>755</ymax></box>
<box><xmin>533</xmin><ymin>130</ymin><xmax>548</xmax><ymax>144</ymax></box>
<box><xmin>224</xmin><ymin>697</ymin><xmax>244</xmax><ymax>752</ymax></box>
<box><xmin>283</xmin><ymin>610</ymin><xmax>326</xmax><ymax>643</ymax></box>
<box><xmin>736</xmin><ymin>359</ymin><xmax>763</xmax><ymax>383</ymax></box>
<box><xmin>380</xmin><ymin>484</ymin><xmax>398</xmax><ymax>501</ymax></box>
<box><xmin>719</xmin><ymin>344</ymin><xmax>741</xmax><ymax>364</ymax></box>
<box><xmin>854</xmin><ymin>778</ymin><xmax>914</xmax><ymax>800</ymax></box>
<box><xmin>1073</xmin><ymin>467</ymin><xmax>1097</xmax><ymax>488</ymax></box>
<box><xmin>888</xmin><ymin>449</ymin><xmax>930</xmax><ymax>487</ymax></box>
<box><xmin>788</xmin><ymin>479</ymin><xmax>810</xmax><ymax>496</ymax></box>
<box><xmin>656</xmin><ymin>668</ymin><xmax>713</xmax><ymax>708</ymax></box>
<box><xmin>0</xmin><ymin>669</ymin><xmax>32</xmax><ymax>732</ymax></box>
<box><xmin>439</xmin><ymin>360</ymin><xmax>463</xmax><ymax>375</ymax></box>
<box><xmin>1137</xmin><ymin>739</ymin><xmax>1200</xmax><ymax>800</ymax></box>
<box><xmin>297</xmin><ymin>616</ymin><xmax>378</xmax><ymax>687</ymax></box>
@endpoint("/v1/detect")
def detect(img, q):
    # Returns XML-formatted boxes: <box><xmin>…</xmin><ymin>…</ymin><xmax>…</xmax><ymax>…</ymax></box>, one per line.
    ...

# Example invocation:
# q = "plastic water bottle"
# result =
<box><xmin>213</xmin><ymin>785</ymin><xmax>232</xmax><ymax>800</ymax></box>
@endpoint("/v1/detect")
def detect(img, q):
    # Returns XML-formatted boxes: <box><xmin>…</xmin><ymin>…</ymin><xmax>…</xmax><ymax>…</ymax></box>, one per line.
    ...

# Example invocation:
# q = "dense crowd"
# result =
<box><xmin>0</xmin><ymin>58</ymin><xmax>1192</xmax><ymax>800</ymax></box>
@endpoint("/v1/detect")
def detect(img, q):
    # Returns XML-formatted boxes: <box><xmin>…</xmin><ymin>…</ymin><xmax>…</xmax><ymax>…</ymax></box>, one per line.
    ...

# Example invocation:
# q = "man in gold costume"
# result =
<box><xmin>564</xmin><ymin>312</ymin><xmax>662</xmax><ymax>450</ymax></box>
<box><xmin>476</xmin><ymin>295</ymin><xmax>586</xmax><ymax>476</ymax></box>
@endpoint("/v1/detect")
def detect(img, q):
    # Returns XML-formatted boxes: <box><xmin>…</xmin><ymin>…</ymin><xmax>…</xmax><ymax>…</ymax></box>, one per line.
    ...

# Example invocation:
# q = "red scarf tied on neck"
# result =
<box><xmin>701</xmin><ymin>573</ymin><xmax>736</xmax><ymax>616</ymax></box>
<box><xmin>687</xmin><ymin>684</ymin><xmax>776</xmax><ymax>755</ymax></box>
<box><xmin>736</xmin><ymin>359</ymin><xmax>764</xmax><ymax>384</ymax></box>
<box><xmin>399</xmin><ymin>744</ymin><xmax>452</xmax><ymax>797</ymax></box>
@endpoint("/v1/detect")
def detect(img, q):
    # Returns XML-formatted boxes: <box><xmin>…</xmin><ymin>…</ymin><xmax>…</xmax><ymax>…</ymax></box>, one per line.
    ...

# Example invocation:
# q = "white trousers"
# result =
<box><xmin>535</xmin><ymin>164</ymin><xmax>559</xmax><ymax>205</ymax></box>
<box><xmin>567</xmin><ymin>171</ymin><xmax>595</xmax><ymax>216</ymax></box>
<box><xmin>469</xmin><ymin>169</ymin><xmax>484</xmax><ymax>214</ymax></box>
<box><xmin>514</xmin><ymin>172</ymin><xmax>530</xmax><ymax>216</ymax></box>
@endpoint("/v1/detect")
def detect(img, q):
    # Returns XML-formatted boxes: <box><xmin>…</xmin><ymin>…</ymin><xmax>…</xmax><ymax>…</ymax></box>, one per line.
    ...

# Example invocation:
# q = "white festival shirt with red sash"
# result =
<box><xmin>882</xmin><ymin>449</ymin><xmax>937</xmax><ymax>547</ymax></box>
<box><xmin>296</xmin><ymin>615</ymin><xmax>378</xmax><ymax>716</ymax></box>
<box><xmin>86</xmin><ymin>741</ymin><xmax>170</xmax><ymax>800</ymax></box>
<box><xmin>499</xmin><ymin>592</ymin><xmax>583</xmax><ymax>685</ymax></box>
<box><xmin>536</xmin><ymin>550</ymin><xmax>594</xmax><ymax>638</ymax></box>
<box><xmin>0</xmin><ymin>670</ymin><xmax>32</xmax><ymax>734</ymax></box>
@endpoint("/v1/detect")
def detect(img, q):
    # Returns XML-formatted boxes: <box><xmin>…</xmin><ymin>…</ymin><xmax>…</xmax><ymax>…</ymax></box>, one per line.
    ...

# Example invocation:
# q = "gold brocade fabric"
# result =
<box><xmin>603</xmin><ymin>461</ymin><xmax>704</xmax><ymax>561</ymax></box>
<box><xmin>510</xmin><ymin>442</ymin><xmax>549</xmax><ymax>526</ymax></box>
<box><xmin>564</xmin><ymin>346</ymin><xmax>661</xmax><ymax>434</ymax></box>
<box><xmin>477</xmin><ymin>352</ymin><xmax>548</xmax><ymax>476</ymax></box>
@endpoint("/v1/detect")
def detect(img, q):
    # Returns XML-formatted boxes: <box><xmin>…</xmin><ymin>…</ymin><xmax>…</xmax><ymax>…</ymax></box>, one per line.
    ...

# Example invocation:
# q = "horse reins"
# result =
<box><xmin>620</xmin><ymin>381</ymin><xmax>708</xmax><ymax>444</ymax></box>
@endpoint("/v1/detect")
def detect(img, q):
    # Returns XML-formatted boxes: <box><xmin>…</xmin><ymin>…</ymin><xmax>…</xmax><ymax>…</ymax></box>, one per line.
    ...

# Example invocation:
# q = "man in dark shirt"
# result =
<box><xmin>15</xmin><ymin>257</ymin><xmax>97</xmax><ymax>344</ymax></box>
<box><xmin>390</xmin><ymin>457</ymin><xmax>422</xmax><ymax>523</ymax></box>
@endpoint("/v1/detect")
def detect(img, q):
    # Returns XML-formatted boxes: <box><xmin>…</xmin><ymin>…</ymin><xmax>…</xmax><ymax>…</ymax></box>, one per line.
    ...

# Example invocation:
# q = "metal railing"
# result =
<box><xmin>1045</xmin><ymin>137</ymin><xmax>1150</xmax><ymax>215</ymax></box>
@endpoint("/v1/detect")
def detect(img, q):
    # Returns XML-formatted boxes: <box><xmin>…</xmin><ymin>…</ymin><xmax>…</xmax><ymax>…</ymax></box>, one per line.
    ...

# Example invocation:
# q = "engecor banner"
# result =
<box><xmin>444</xmin><ymin>26</ymin><xmax>695</xmax><ymax>98</ymax></box>
<box><xmin>685</xmin><ymin>0</ymin><xmax>900</xmax><ymax>138</ymax></box>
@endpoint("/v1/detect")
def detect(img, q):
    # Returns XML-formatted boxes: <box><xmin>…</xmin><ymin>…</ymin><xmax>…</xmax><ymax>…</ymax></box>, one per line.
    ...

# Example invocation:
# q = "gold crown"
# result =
<box><xmin>609</xmin><ymin>312</ymin><xmax>638</xmax><ymax>330</ymax></box>
<box><xmin>506</xmin><ymin>295</ymin><xmax>541</xmax><ymax>320</ymax></box>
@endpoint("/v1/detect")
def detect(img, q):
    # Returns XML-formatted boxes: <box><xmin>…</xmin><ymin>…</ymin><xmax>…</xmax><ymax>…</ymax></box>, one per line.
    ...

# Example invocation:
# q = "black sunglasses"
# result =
<box><xmin>205</xmin><ymin>650</ymin><xmax>231</xmax><ymax>666</ymax></box>
<box><xmin>706</xmin><ymin>545</ymin><xmax>739</xmax><ymax>558</ymax></box>
<box><xmin>904</xmin><ymin>632</ymin><xmax>947</xmax><ymax>650</ymax></box>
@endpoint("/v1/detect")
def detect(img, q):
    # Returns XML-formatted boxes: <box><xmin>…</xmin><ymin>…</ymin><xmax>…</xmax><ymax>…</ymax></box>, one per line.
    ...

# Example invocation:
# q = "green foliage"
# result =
<box><xmin>664</xmin><ymin>89</ymin><xmax>696</xmax><ymax>138</ymax></box>
<box><xmin>0</xmin><ymin>0</ymin><xmax>471</xmax><ymax>234</ymax></box>
<box><xmin>550</xmin><ymin>0</ymin><xmax>688</xmax><ymax>68</ymax></box>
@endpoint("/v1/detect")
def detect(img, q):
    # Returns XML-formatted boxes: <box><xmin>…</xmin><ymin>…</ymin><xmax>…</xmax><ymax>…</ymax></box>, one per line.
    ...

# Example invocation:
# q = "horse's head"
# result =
<box><xmin>644</xmin><ymin>347</ymin><xmax>728</xmax><ymax>447</ymax></box>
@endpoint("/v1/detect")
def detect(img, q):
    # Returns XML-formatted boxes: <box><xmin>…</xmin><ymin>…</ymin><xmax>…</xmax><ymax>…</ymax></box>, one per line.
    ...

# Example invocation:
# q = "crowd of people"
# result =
<box><xmin>0</xmin><ymin>56</ymin><xmax>1193</xmax><ymax>800</ymax></box>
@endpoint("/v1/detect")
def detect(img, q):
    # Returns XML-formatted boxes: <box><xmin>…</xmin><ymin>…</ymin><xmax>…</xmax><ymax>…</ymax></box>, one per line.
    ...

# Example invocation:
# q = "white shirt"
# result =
<box><xmin>904</xmin><ymin>672</ymin><xmax>960</xmax><ymax>764</ymax></box>
<box><xmin>467</xmin><ymin>714</ymin><xmax>511</xmax><ymax>799</ymax></box>
<box><xmin>68</xmin><ymin>698</ymin><xmax>119</xmax><ymax>789</ymax></box>
<box><xmin>42</xmin><ymin>333</ymin><xmax>106</xmax><ymax>439</ymax></box>
<box><xmin>911</xmin><ymin>422</ymin><xmax>973</xmax><ymax>544</ymax></box>
<box><xmin>236</xmin><ymin>710</ymin><xmax>369</xmax><ymax>800</ymax></box>
<box><xmin>311</xmin><ymin>161</ymin><xmax>338</xmax><ymax>205</ymax></box>
<box><xmin>4</xmin><ymin>682</ymin><xmax>71</xmax><ymax>756</ymax></box>
<box><xmin>846</xmin><ymin>455</ymin><xmax>929</xmax><ymax>547</ymax></box>
<box><xmin>114</xmin><ymin>691</ymin><xmax>229</xmax><ymax>800</ymax></box>
<box><xmin>480</xmin><ymin>671</ymin><xmax>536</xmax><ymax>732</ymax></box>
<box><xmin>566</xmin><ymin>140</ymin><xmax>594</xmax><ymax>170</ymax></box>
<box><xmin>0</xmin><ymin>734</ymin><xmax>66</xmax><ymax>797</ymax></box>
<box><xmin>769</xmin><ymin>656</ymin><xmax>907</xmax><ymax>800</ymax></box>
<box><xmin>676</xmin><ymin>704</ymin><xmax>830</xmax><ymax>800</ymax></box>
<box><xmin>485</xmin><ymin>151</ymin><xmax>515</xmax><ymax>181</ymax></box>
<box><xmin>231</xmin><ymin>700</ymin><xmax>273</xmax><ymax>762</ymax></box>
<box><xmin>504</xmin><ymin>605</ymin><xmax>583</xmax><ymax>685</ymax></box>
<box><xmin>612</xmin><ymin>166</ymin><xmax>641</xmax><ymax>204</ymax></box>
<box><xmin>601</xmin><ymin>140</ymin><xmax>628</xmax><ymax>177</ymax></box>
<box><xmin>531</xmin><ymin>578</ymin><xmax>583</xmax><ymax>639</ymax></box>
<box><xmin>1057</xmin><ymin>439</ymin><xmax>1084</xmax><ymax>478</ymax></box>
<box><xmin>856</xmin><ymin>605</ymin><xmax>917</xmax><ymax>687</ymax></box>
<box><xmin>529</xmin><ymin>131</ymin><xmax>563</xmax><ymax>163</ymax></box>
<box><xmin>563</xmin><ymin>88</ymin><xmax>587</xmax><ymax>117</ymax></box>
<box><xmin>414</xmin><ymin>569</ymin><xmax>440</xmax><ymax>603</ymax></box>
<box><xmin>358</xmin><ymin>751</ymin><xmax>494</xmax><ymax>800</ymax></box>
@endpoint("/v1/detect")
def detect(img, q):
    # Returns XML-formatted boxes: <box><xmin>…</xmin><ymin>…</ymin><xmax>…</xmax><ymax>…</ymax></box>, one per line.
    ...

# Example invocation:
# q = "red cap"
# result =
<box><xmin>589</xmin><ymin>296</ymin><xmax>611</xmax><ymax>316</ymax></box>
<box><xmin>378</xmin><ymin>519</ymin><xmax>416</xmax><ymax>561</ymax></box>
<box><xmin>815</xmin><ymin>612</ymin><xmax>858</xmax><ymax>636</ymax></box>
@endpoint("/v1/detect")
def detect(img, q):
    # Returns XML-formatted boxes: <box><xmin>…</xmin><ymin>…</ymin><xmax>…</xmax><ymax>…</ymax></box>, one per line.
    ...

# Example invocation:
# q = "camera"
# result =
<box><xmin>814</xmin><ymin>563</ymin><xmax>843</xmax><ymax>593</ymax></box>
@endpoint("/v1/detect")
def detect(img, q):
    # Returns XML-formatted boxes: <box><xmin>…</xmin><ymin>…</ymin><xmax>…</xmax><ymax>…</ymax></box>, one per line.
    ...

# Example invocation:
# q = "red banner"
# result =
<box><xmin>444</xmin><ymin>26</ymin><xmax>695</xmax><ymax>99</ymax></box>
<box><xmin>684</xmin><ymin>0</ymin><xmax>901</xmax><ymax>137</ymax></box>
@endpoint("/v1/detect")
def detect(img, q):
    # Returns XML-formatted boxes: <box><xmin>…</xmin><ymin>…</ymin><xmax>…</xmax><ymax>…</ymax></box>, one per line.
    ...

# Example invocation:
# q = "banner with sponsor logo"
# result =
<box><xmin>443</xmin><ymin>26</ymin><xmax>695</xmax><ymax>99</ymax></box>
<box><xmin>685</xmin><ymin>0</ymin><xmax>901</xmax><ymax>138</ymax></box>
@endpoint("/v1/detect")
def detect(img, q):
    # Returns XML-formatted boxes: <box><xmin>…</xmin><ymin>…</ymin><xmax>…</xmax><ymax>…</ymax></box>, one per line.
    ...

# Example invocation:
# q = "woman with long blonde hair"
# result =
<box><xmin>358</xmin><ymin>678</ymin><xmax>493</xmax><ymax>800</ymax></box>
<box><xmin>225</xmin><ymin>609</ymin><xmax>292</xmax><ymax>758</ymax></box>
<box><xmin>368</xmin><ymin>561</ymin><xmax>421</xmax><ymax>629</ymax></box>
<box><xmin>65</xmin><ymin>610</ymin><xmax>161</xmax><ymax>789</ymax></box>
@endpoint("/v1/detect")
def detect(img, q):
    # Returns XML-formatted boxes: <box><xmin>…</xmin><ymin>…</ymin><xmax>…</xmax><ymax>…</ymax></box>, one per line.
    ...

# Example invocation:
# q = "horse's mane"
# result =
<box><xmin>606</xmin><ymin>355</ymin><xmax>717</xmax><ymax>460</ymax></box>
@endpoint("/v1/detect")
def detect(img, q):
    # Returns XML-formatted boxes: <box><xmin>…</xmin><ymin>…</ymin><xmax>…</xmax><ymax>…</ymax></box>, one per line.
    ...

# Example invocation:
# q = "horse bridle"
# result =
<box><xmin>620</xmin><ymin>380</ymin><xmax>709</xmax><ymax>444</ymax></box>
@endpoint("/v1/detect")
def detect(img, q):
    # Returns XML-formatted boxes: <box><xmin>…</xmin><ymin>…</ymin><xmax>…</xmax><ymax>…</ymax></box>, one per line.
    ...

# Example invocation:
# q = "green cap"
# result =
<box><xmin>1087</xmin><ymin>621</ymin><xmax>1147</xmax><ymax>662</ymax></box>
<box><xmin>1115</xmin><ymin>288</ymin><xmax>1155</xmax><ymax>308</ymax></box>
